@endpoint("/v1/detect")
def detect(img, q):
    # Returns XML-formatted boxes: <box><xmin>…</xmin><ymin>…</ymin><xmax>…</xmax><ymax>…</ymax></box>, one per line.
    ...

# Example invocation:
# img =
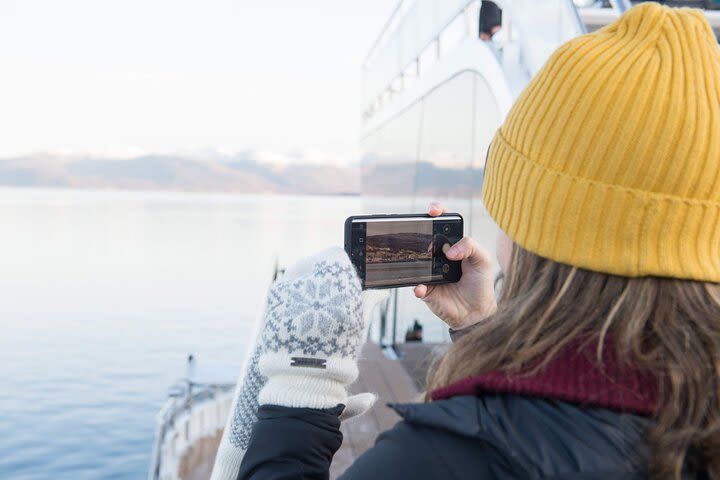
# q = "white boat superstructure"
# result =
<box><xmin>360</xmin><ymin>0</ymin><xmax>720</xmax><ymax>345</ymax></box>
<box><xmin>360</xmin><ymin>0</ymin><xmax>588</xmax><ymax>345</ymax></box>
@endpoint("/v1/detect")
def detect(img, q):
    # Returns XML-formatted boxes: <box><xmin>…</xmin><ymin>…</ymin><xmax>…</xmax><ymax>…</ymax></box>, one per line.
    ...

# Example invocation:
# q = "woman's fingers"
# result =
<box><xmin>427</xmin><ymin>201</ymin><xmax>448</xmax><ymax>217</ymax></box>
<box><xmin>413</xmin><ymin>283</ymin><xmax>436</xmax><ymax>299</ymax></box>
<box><xmin>445</xmin><ymin>236</ymin><xmax>492</xmax><ymax>268</ymax></box>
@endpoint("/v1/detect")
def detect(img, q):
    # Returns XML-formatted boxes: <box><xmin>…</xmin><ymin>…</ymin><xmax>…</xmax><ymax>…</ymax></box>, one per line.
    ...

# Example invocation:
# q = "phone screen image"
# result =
<box><xmin>365</xmin><ymin>220</ymin><xmax>438</xmax><ymax>287</ymax></box>
<box><xmin>345</xmin><ymin>214</ymin><xmax>462</xmax><ymax>289</ymax></box>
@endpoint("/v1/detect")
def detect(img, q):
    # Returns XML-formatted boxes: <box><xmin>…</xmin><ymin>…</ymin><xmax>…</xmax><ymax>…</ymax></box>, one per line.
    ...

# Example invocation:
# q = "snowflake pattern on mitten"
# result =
<box><xmin>261</xmin><ymin>260</ymin><xmax>363</xmax><ymax>358</ymax></box>
<box><xmin>228</xmin><ymin>258</ymin><xmax>361</xmax><ymax>448</ymax></box>
<box><xmin>228</xmin><ymin>343</ymin><xmax>264</xmax><ymax>448</ymax></box>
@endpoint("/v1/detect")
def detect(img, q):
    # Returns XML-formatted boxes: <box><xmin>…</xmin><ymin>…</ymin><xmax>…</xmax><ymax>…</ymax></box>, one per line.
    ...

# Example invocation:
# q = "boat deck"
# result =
<box><xmin>175</xmin><ymin>341</ymin><xmax>444</xmax><ymax>480</ymax></box>
<box><xmin>179</xmin><ymin>432</ymin><xmax>223</xmax><ymax>480</ymax></box>
<box><xmin>330</xmin><ymin>341</ymin><xmax>445</xmax><ymax>479</ymax></box>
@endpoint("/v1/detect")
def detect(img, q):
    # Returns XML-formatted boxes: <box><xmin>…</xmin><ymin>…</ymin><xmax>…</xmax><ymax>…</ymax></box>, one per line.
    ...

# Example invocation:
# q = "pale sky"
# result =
<box><xmin>0</xmin><ymin>0</ymin><xmax>393</xmax><ymax>162</ymax></box>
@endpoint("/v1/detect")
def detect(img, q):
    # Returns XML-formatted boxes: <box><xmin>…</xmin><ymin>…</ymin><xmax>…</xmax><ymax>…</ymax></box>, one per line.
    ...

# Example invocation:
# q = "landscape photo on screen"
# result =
<box><xmin>365</xmin><ymin>220</ymin><xmax>441</xmax><ymax>287</ymax></box>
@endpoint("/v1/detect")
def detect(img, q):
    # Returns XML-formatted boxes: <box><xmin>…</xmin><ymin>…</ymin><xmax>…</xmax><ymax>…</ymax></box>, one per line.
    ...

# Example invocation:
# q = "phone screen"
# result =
<box><xmin>346</xmin><ymin>215</ymin><xmax>462</xmax><ymax>289</ymax></box>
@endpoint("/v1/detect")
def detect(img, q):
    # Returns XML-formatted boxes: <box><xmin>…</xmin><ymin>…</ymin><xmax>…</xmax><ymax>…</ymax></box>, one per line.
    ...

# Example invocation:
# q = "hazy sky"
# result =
<box><xmin>0</xmin><ymin>0</ymin><xmax>393</xmax><ymax>162</ymax></box>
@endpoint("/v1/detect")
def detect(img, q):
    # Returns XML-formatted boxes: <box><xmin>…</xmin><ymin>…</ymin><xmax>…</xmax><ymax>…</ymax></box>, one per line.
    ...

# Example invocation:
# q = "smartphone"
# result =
<box><xmin>344</xmin><ymin>213</ymin><xmax>463</xmax><ymax>289</ymax></box>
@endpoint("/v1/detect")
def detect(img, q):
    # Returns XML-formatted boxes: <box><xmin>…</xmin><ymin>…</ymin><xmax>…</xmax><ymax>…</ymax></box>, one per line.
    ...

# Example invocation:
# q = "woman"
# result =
<box><xmin>212</xmin><ymin>3</ymin><xmax>720</xmax><ymax>479</ymax></box>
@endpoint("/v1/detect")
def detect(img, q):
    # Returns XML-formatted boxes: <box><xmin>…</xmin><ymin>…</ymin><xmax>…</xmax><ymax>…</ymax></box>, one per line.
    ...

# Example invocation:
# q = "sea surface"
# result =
<box><xmin>0</xmin><ymin>188</ymin><xmax>362</xmax><ymax>479</ymax></box>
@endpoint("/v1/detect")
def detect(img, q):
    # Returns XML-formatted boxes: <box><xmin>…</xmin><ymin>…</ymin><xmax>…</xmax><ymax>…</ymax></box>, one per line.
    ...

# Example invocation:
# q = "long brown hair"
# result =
<box><xmin>426</xmin><ymin>244</ymin><xmax>720</xmax><ymax>479</ymax></box>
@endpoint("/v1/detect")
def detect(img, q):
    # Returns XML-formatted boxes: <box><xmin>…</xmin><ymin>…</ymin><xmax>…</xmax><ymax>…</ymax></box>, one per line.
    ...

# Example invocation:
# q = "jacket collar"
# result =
<box><xmin>430</xmin><ymin>340</ymin><xmax>658</xmax><ymax>416</ymax></box>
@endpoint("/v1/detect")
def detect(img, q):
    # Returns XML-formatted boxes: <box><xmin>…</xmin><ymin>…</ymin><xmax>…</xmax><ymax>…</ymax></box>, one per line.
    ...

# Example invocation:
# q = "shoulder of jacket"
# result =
<box><xmin>388</xmin><ymin>395</ymin><xmax>652</xmax><ymax>478</ymax></box>
<box><xmin>341</xmin><ymin>412</ymin><xmax>529</xmax><ymax>480</ymax></box>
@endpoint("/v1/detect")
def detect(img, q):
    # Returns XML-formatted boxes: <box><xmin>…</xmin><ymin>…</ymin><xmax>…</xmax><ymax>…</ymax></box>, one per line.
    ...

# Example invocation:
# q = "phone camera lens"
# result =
<box><xmin>442</xmin><ymin>264</ymin><xmax>450</xmax><ymax>273</ymax></box>
<box><xmin>443</xmin><ymin>224</ymin><xmax>451</xmax><ymax>234</ymax></box>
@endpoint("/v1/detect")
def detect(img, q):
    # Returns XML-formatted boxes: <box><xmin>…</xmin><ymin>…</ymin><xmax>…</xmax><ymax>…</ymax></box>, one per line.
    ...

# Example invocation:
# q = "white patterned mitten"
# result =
<box><xmin>258</xmin><ymin>247</ymin><xmax>376</xmax><ymax>418</ymax></box>
<box><xmin>210</xmin><ymin>300</ymin><xmax>268</xmax><ymax>480</ymax></box>
<box><xmin>211</xmin><ymin>247</ymin><xmax>374</xmax><ymax>480</ymax></box>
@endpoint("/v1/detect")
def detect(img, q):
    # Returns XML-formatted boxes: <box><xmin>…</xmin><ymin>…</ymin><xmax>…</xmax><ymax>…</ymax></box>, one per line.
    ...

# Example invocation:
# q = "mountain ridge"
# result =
<box><xmin>0</xmin><ymin>153</ymin><xmax>360</xmax><ymax>195</ymax></box>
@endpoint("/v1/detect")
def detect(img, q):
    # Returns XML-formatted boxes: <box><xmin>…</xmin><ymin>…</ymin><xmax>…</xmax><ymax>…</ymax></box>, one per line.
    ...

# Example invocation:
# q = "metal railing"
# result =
<box><xmin>362</xmin><ymin>0</ymin><xmax>587</xmax><ymax>122</ymax></box>
<box><xmin>147</xmin><ymin>358</ymin><xmax>235</xmax><ymax>480</ymax></box>
<box><xmin>363</xmin><ymin>0</ymin><xmax>478</xmax><ymax>121</ymax></box>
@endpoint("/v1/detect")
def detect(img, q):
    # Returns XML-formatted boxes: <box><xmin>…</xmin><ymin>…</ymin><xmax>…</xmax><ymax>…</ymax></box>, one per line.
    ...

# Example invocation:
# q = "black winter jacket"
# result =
<box><xmin>237</xmin><ymin>393</ymin><xmax>654</xmax><ymax>479</ymax></box>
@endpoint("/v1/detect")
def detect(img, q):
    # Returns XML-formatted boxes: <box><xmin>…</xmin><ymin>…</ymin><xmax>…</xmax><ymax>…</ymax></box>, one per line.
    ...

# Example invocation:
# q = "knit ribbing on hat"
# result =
<box><xmin>482</xmin><ymin>3</ymin><xmax>720</xmax><ymax>281</ymax></box>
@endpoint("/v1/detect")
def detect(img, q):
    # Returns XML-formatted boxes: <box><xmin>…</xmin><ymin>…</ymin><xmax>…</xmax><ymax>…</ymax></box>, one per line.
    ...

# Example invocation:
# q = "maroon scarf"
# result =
<box><xmin>431</xmin><ymin>340</ymin><xmax>658</xmax><ymax>415</ymax></box>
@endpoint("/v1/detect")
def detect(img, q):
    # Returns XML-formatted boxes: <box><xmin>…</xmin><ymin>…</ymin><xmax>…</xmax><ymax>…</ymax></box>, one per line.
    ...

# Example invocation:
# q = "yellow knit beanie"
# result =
<box><xmin>482</xmin><ymin>3</ymin><xmax>720</xmax><ymax>282</ymax></box>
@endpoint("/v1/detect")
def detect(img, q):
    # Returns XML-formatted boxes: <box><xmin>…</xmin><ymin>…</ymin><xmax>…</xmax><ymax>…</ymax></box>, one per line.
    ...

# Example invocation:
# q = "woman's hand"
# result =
<box><xmin>413</xmin><ymin>202</ymin><xmax>497</xmax><ymax>330</ymax></box>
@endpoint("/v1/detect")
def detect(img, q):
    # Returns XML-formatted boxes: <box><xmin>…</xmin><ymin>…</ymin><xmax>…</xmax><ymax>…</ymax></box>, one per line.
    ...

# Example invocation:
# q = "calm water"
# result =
<box><xmin>0</xmin><ymin>188</ymin><xmax>361</xmax><ymax>479</ymax></box>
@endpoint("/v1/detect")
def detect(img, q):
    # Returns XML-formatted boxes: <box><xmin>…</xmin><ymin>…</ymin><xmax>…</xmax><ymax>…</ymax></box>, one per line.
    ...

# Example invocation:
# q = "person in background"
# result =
<box><xmin>212</xmin><ymin>4</ymin><xmax>719</xmax><ymax>479</ymax></box>
<box><xmin>479</xmin><ymin>1</ymin><xmax>502</xmax><ymax>41</ymax></box>
<box><xmin>405</xmin><ymin>319</ymin><xmax>423</xmax><ymax>342</ymax></box>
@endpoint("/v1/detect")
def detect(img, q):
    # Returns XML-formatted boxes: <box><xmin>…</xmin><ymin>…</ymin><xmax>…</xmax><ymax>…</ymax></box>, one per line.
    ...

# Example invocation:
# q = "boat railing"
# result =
<box><xmin>147</xmin><ymin>358</ymin><xmax>236</xmax><ymax>480</ymax></box>
<box><xmin>363</xmin><ymin>0</ymin><xmax>478</xmax><ymax>121</ymax></box>
<box><xmin>148</xmin><ymin>264</ymin><xmax>278</xmax><ymax>480</ymax></box>
<box><xmin>362</xmin><ymin>0</ymin><xmax>588</xmax><ymax>122</ymax></box>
